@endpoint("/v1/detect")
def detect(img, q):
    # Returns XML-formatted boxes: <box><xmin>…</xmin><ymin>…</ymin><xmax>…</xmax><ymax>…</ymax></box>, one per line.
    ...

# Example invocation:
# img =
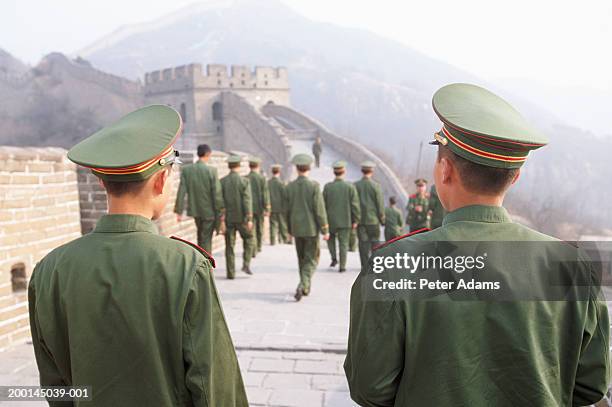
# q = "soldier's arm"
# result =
<box><xmin>572</xmin><ymin>282</ymin><xmax>611</xmax><ymax>406</ymax></box>
<box><xmin>344</xmin><ymin>268</ymin><xmax>404</xmax><ymax>406</ymax></box>
<box><xmin>313</xmin><ymin>184</ymin><xmax>329</xmax><ymax>235</ymax></box>
<box><xmin>174</xmin><ymin>169</ymin><xmax>188</xmax><ymax>214</ymax></box>
<box><xmin>376</xmin><ymin>185</ymin><xmax>385</xmax><ymax>224</ymax></box>
<box><xmin>212</xmin><ymin>169</ymin><xmax>224</xmax><ymax>216</ymax></box>
<box><xmin>28</xmin><ymin>267</ymin><xmax>73</xmax><ymax>406</ymax></box>
<box><xmin>406</xmin><ymin>198</ymin><xmax>414</xmax><ymax>223</ymax></box>
<box><xmin>350</xmin><ymin>185</ymin><xmax>361</xmax><ymax>225</ymax></box>
<box><xmin>183</xmin><ymin>260</ymin><xmax>248</xmax><ymax>407</ymax></box>
<box><xmin>263</xmin><ymin>177</ymin><xmax>271</xmax><ymax>213</ymax></box>
<box><xmin>243</xmin><ymin>179</ymin><xmax>253</xmax><ymax>223</ymax></box>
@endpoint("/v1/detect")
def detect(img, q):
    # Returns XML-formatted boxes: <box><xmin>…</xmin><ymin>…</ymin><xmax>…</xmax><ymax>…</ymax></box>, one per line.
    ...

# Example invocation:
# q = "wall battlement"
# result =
<box><xmin>144</xmin><ymin>63</ymin><xmax>289</xmax><ymax>94</ymax></box>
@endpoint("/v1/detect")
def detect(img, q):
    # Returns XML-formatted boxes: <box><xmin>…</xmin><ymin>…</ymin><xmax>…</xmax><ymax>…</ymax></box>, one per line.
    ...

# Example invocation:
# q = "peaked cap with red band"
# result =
<box><xmin>430</xmin><ymin>83</ymin><xmax>548</xmax><ymax>169</ymax></box>
<box><xmin>67</xmin><ymin>105</ymin><xmax>183</xmax><ymax>182</ymax></box>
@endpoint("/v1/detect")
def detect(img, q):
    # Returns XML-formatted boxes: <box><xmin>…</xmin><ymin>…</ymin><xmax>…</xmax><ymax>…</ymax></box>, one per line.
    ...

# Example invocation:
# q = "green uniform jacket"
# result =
<box><xmin>28</xmin><ymin>214</ymin><xmax>247</xmax><ymax>407</ymax></box>
<box><xmin>323</xmin><ymin>178</ymin><xmax>360</xmax><ymax>232</ymax></box>
<box><xmin>268</xmin><ymin>176</ymin><xmax>286</xmax><ymax>214</ymax></box>
<box><xmin>221</xmin><ymin>171</ymin><xmax>252</xmax><ymax>224</ymax></box>
<box><xmin>406</xmin><ymin>193</ymin><xmax>430</xmax><ymax>230</ymax></box>
<box><xmin>174</xmin><ymin>161</ymin><xmax>224</xmax><ymax>220</ymax></box>
<box><xmin>247</xmin><ymin>171</ymin><xmax>270</xmax><ymax>215</ymax></box>
<box><xmin>429</xmin><ymin>185</ymin><xmax>445</xmax><ymax>229</ymax></box>
<box><xmin>354</xmin><ymin>177</ymin><xmax>385</xmax><ymax>226</ymax></box>
<box><xmin>286</xmin><ymin>175</ymin><xmax>328</xmax><ymax>237</ymax></box>
<box><xmin>345</xmin><ymin>205</ymin><xmax>610</xmax><ymax>407</ymax></box>
<box><xmin>312</xmin><ymin>141</ymin><xmax>322</xmax><ymax>156</ymax></box>
<box><xmin>384</xmin><ymin>206</ymin><xmax>403</xmax><ymax>238</ymax></box>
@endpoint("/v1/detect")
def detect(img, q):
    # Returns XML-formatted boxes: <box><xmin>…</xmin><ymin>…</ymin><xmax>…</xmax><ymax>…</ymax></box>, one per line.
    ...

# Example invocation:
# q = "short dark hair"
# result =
<box><xmin>389</xmin><ymin>196</ymin><xmax>396</xmax><ymax>206</ymax></box>
<box><xmin>228</xmin><ymin>162</ymin><xmax>241</xmax><ymax>169</ymax></box>
<box><xmin>333</xmin><ymin>168</ymin><xmax>345</xmax><ymax>176</ymax></box>
<box><xmin>361</xmin><ymin>168</ymin><xmax>373</xmax><ymax>175</ymax></box>
<box><xmin>296</xmin><ymin>164</ymin><xmax>310</xmax><ymax>173</ymax></box>
<box><xmin>438</xmin><ymin>146</ymin><xmax>518</xmax><ymax>195</ymax></box>
<box><xmin>249</xmin><ymin>162</ymin><xmax>260</xmax><ymax>169</ymax></box>
<box><xmin>197</xmin><ymin>144</ymin><xmax>211</xmax><ymax>157</ymax></box>
<box><xmin>101</xmin><ymin>167</ymin><xmax>172</xmax><ymax>197</ymax></box>
<box><xmin>272</xmin><ymin>167</ymin><xmax>281</xmax><ymax>175</ymax></box>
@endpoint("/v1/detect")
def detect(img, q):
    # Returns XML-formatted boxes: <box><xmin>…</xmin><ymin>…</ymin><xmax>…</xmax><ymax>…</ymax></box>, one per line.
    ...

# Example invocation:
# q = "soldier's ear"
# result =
<box><xmin>152</xmin><ymin>168</ymin><xmax>170</xmax><ymax>195</ymax></box>
<box><xmin>510</xmin><ymin>168</ymin><xmax>521</xmax><ymax>185</ymax></box>
<box><xmin>439</xmin><ymin>156</ymin><xmax>454</xmax><ymax>185</ymax></box>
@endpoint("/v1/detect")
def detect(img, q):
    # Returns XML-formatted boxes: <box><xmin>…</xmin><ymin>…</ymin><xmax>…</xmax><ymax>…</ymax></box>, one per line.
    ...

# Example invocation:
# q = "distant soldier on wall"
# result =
<box><xmin>384</xmin><ymin>196</ymin><xmax>404</xmax><ymax>241</ymax></box>
<box><xmin>28</xmin><ymin>106</ymin><xmax>248</xmax><ymax>406</ymax></box>
<box><xmin>406</xmin><ymin>178</ymin><xmax>430</xmax><ymax>231</ymax></box>
<box><xmin>174</xmin><ymin>144</ymin><xmax>224</xmax><ymax>253</ymax></box>
<box><xmin>354</xmin><ymin>161</ymin><xmax>385</xmax><ymax>272</ymax></box>
<box><xmin>246</xmin><ymin>157</ymin><xmax>270</xmax><ymax>255</ymax></box>
<box><xmin>428</xmin><ymin>184</ymin><xmax>445</xmax><ymax>229</ymax></box>
<box><xmin>312</xmin><ymin>135</ymin><xmax>323</xmax><ymax>168</ymax></box>
<box><xmin>268</xmin><ymin>164</ymin><xmax>290</xmax><ymax>245</ymax></box>
<box><xmin>221</xmin><ymin>155</ymin><xmax>255</xmax><ymax>278</ymax></box>
<box><xmin>286</xmin><ymin>154</ymin><xmax>329</xmax><ymax>301</ymax></box>
<box><xmin>323</xmin><ymin>160</ymin><xmax>360</xmax><ymax>272</ymax></box>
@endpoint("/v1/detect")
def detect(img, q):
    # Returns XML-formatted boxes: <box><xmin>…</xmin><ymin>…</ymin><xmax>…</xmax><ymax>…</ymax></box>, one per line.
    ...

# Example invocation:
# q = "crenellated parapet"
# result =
<box><xmin>144</xmin><ymin>63</ymin><xmax>289</xmax><ymax>95</ymax></box>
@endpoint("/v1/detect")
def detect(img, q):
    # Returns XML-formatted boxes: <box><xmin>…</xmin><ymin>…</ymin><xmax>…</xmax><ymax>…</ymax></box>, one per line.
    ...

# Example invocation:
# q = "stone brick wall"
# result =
<box><xmin>221</xmin><ymin>92</ymin><xmax>292</xmax><ymax>178</ymax></box>
<box><xmin>0</xmin><ymin>146</ymin><xmax>81</xmax><ymax>350</ymax></box>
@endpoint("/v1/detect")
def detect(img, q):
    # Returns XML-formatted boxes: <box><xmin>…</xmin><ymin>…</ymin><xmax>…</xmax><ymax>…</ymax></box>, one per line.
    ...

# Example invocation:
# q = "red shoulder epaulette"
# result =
<box><xmin>409</xmin><ymin>194</ymin><xmax>416</xmax><ymax>198</ymax></box>
<box><xmin>373</xmin><ymin>228</ymin><xmax>431</xmax><ymax>251</ymax></box>
<box><xmin>170</xmin><ymin>236</ymin><xmax>216</xmax><ymax>268</ymax></box>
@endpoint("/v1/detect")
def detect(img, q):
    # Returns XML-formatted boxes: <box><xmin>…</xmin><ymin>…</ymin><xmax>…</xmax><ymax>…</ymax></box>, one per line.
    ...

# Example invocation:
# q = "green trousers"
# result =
<box><xmin>327</xmin><ymin>228</ymin><xmax>351</xmax><ymax>269</ymax></box>
<box><xmin>269</xmin><ymin>212</ymin><xmax>288</xmax><ymax>245</ymax></box>
<box><xmin>253</xmin><ymin>213</ymin><xmax>265</xmax><ymax>252</ymax></box>
<box><xmin>295</xmin><ymin>236</ymin><xmax>320</xmax><ymax>294</ymax></box>
<box><xmin>349</xmin><ymin>228</ymin><xmax>357</xmax><ymax>252</ymax></box>
<box><xmin>358</xmin><ymin>224</ymin><xmax>381</xmax><ymax>272</ymax></box>
<box><xmin>194</xmin><ymin>217</ymin><xmax>215</xmax><ymax>254</ymax></box>
<box><xmin>225</xmin><ymin>222</ymin><xmax>254</xmax><ymax>278</ymax></box>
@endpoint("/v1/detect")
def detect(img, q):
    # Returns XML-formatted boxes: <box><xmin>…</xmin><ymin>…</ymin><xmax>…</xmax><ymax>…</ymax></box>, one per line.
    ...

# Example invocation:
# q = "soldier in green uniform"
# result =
<box><xmin>312</xmin><ymin>136</ymin><xmax>323</xmax><ymax>168</ymax></box>
<box><xmin>349</xmin><ymin>227</ymin><xmax>358</xmax><ymax>252</ymax></box>
<box><xmin>323</xmin><ymin>160</ymin><xmax>360</xmax><ymax>272</ymax></box>
<box><xmin>221</xmin><ymin>156</ymin><xmax>255</xmax><ymax>278</ymax></box>
<box><xmin>354</xmin><ymin>161</ymin><xmax>385</xmax><ymax>272</ymax></box>
<box><xmin>345</xmin><ymin>84</ymin><xmax>610</xmax><ymax>406</ymax></box>
<box><xmin>28</xmin><ymin>105</ymin><xmax>248</xmax><ymax>406</ymax></box>
<box><xmin>246</xmin><ymin>157</ymin><xmax>270</xmax><ymax>255</ymax></box>
<box><xmin>428</xmin><ymin>183</ymin><xmax>445</xmax><ymax>229</ymax></box>
<box><xmin>286</xmin><ymin>154</ymin><xmax>329</xmax><ymax>301</ymax></box>
<box><xmin>406</xmin><ymin>178</ymin><xmax>430</xmax><ymax>231</ymax></box>
<box><xmin>268</xmin><ymin>164</ymin><xmax>290</xmax><ymax>245</ymax></box>
<box><xmin>383</xmin><ymin>196</ymin><xmax>403</xmax><ymax>241</ymax></box>
<box><xmin>174</xmin><ymin>144</ymin><xmax>224</xmax><ymax>253</ymax></box>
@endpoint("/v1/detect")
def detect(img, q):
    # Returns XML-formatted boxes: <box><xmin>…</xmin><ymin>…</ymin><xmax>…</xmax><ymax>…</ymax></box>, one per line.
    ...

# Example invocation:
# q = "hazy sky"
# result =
<box><xmin>2</xmin><ymin>0</ymin><xmax>611</xmax><ymax>91</ymax></box>
<box><xmin>2</xmin><ymin>0</ymin><xmax>611</xmax><ymax>135</ymax></box>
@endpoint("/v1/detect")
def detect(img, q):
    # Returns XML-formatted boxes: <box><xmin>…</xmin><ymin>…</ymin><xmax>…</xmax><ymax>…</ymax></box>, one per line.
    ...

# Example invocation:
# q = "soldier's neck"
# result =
<box><xmin>199</xmin><ymin>156</ymin><xmax>209</xmax><ymax>163</ymax></box>
<box><xmin>107</xmin><ymin>197</ymin><xmax>155</xmax><ymax>219</ymax></box>
<box><xmin>445</xmin><ymin>192</ymin><xmax>505</xmax><ymax>213</ymax></box>
<box><xmin>298</xmin><ymin>171</ymin><xmax>309</xmax><ymax>177</ymax></box>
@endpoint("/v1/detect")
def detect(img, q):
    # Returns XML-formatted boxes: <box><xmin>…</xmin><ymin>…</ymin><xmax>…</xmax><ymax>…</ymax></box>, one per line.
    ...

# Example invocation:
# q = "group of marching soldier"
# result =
<box><xmin>174</xmin><ymin>142</ymin><xmax>445</xmax><ymax>301</ymax></box>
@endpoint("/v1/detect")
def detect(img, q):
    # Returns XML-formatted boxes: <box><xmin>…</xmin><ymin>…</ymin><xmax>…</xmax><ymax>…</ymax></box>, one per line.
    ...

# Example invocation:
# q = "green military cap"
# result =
<box><xmin>227</xmin><ymin>155</ymin><xmax>242</xmax><ymax>164</ymax></box>
<box><xmin>430</xmin><ymin>83</ymin><xmax>548</xmax><ymax>169</ymax></box>
<box><xmin>68</xmin><ymin>105</ymin><xmax>182</xmax><ymax>182</ymax></box>
<box><xmin>249</xmin><ymin>156</ymin><xmax>262</xmax><ymax>164</ymax></box>
<box><xmin>270</xmin><ymin>163</ymin><xmax>282</xmax><ymax>169</ymax></box>
<box><xmin>360</xmin><ymin>160</ymin><xmax>377</xmax><ymax>169</ymax></box>
<box><xmin>291</xmin><ymin>154</ymin><xmax>313</xmax><ymax>166</ymax></box>
<box><xmin>415</xmin><ymin>178</ymin><xmax>428</xmax><ymax>186</ymax></box>
<box><xmin>332</xmin><ymin>160</ymin><xmax>347</xmax><ymax>169</ymax></box>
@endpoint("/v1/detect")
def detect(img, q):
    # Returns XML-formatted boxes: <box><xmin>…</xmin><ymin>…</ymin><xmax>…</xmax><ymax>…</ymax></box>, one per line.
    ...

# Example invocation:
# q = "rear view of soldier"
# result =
<box><xmin>28</xmin><ymin>106</ymin><xmax>248</xmax><ymax>406</ymax></box>
<box><xmin>383</xmin><ymin>196</ymin><xmax>403</xmax><ymax>241</ymax></box>
<box><xmin>323</xmin><ymin>160</ymin><xmax>360</xmax><ymax>272</ymax></box>
<box><xmin>268</xmin><ymin>164</ymin><xmax>290</xmax><ymax>245</ymax></box>
<box><xmin>246</xmin><ymin>157</ymin><xmax>270</xmax><ymax>255</ymax></box>
<box><xmin>221</xmin><ymin>155</ymin><xmax>255</xmax><ymax>278</ymax></box>
<box><xmin>174</xmin><ymin>143</ymin><xmax>224</xmax><ymax>253</ymax></box>
<box><xmin>345</xmin><ymin>84</ymin><xmax>610</xmax><ymax>406</ymax></box>
<box><xmin>354</xmin><ymin>161</ymin><xmax>385</xmax><ymax>272</ymax></box>
<box><xmin>286</xmin><ymin>154</ymin><xmax>329</xmax><ymax>301</ymax></box>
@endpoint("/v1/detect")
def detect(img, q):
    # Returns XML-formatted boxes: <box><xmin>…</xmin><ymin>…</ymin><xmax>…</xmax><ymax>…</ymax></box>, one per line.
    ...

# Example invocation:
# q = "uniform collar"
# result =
<box><xmin>443</xmin><ymin>205</ymin><xmax>512</xmax><ymax>226</ymax></box>
<box><xmin>93</xmin><ymin>214</ymin><xmax>159</xmax><ymax>234</ymax></box>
